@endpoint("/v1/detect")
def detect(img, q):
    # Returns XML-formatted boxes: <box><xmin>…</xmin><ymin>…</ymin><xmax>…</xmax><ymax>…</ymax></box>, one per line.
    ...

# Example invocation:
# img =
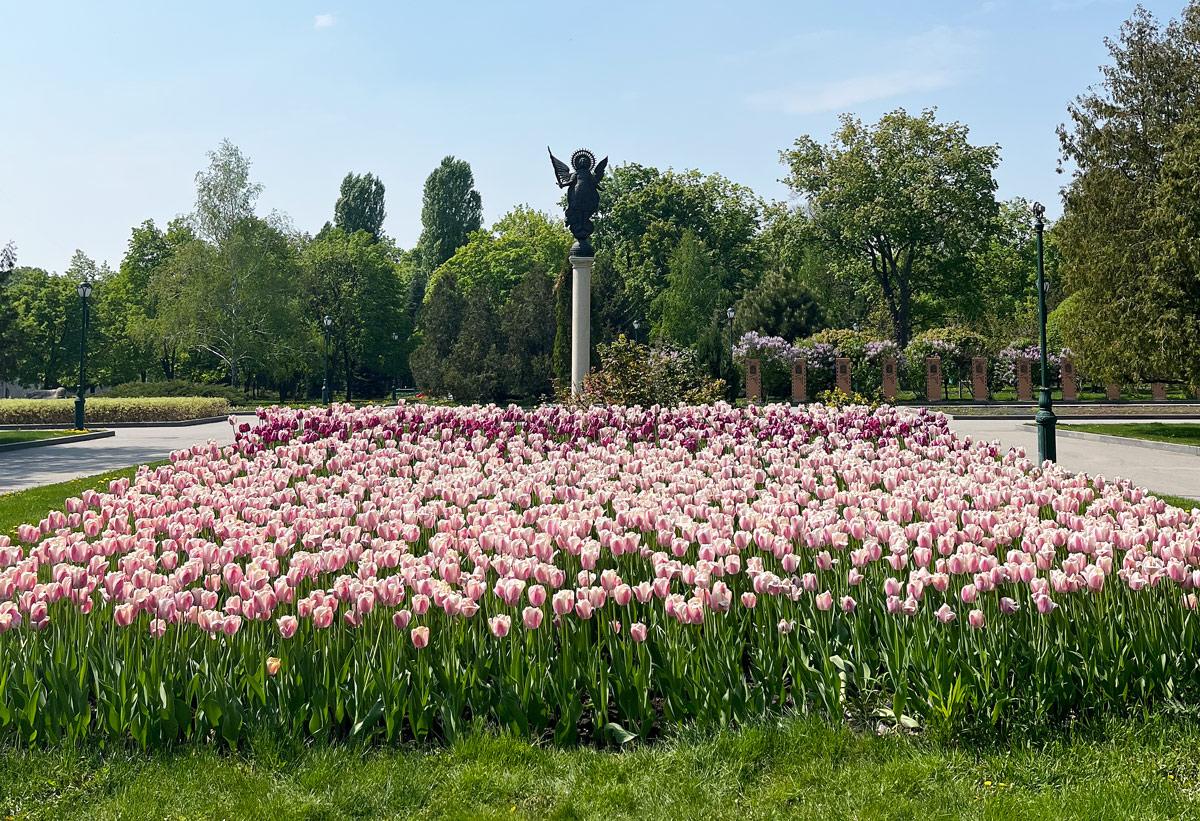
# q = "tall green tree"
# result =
<box><xmin>192</xmin><ymin>139</ymin><xmax>262</xmax><ymax>245</ymax></box>
<box><xmin>783</xmin><ymin>108</ymin><xmax>1000</xmax><ymax>347</ymax></box>
<box><xmin>1056</xmin><ymin>3</ymin><xmax>1200</xmax><ymax>384</ymax></box>
<box><xmin>409</xmin><ymin>271</ymin><xmax>464</xmax><ymax>396</ymax></box>
<box><xmin>734</xmin><ymin>269</ymin><xmax>824</xmax><ymax>342</ymax></box>
<box><xmin>501</xmin><ymin>267</ymin><xmax>557</xmax><ymax>399</ymax></box>
<box><xmin>411</xmin><ymin>156</ymin><xmax>482</xmax><ymax>313</ymax></box>
<box><xmin>334</xmin><ymin>172</ymin><xmax>387</xmax><ymax>240</ymax></box>
<box><xmin>653</xmin><ymin>230</ymin><xmax>724</xmax><ymax>348</ymax></box>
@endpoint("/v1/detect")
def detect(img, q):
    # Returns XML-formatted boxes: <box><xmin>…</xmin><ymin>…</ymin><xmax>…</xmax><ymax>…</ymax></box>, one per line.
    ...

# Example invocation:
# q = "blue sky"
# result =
<box><xmin>0</xmin><ymin>0</ymin><xmax>1184</xmax><ymax>273</ymax></box>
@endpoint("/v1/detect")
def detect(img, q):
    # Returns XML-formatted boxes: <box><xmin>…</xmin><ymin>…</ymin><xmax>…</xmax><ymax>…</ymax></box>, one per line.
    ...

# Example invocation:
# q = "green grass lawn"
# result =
<box><xmin>1061</xmin><ymin>423</ymin><xmax>1200</xmax><ymax>448</ymax></box>
<box><xmin>3</xmin><ymin>467</ymin><xmax>1200</xmax><ymax>818</ymax></box>
<box><xmin>3</xmin><ymin>716</ymin><xmax>1200</xmax><ymax>819</ymax></box>
<box><xmin>0</xmin><ymin>429</ymin><xmax>87</xmax><ymax>446</ymax></box>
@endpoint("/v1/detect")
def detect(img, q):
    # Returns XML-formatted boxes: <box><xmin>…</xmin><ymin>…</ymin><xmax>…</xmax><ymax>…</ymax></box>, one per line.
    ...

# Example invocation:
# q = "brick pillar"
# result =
<box><xmin>1016</xmin><ymin>358</ymin><xmax>1033</xmax><ymax>402</ymax></box>
<box><xmin>971</xmin><ymin>357</ymin><xmax>988</xmax><ymax>402</ymax></box>
<box><xmin>882</xmin><ymin>357</ymin><xmax>897</xmax><ymax>402</ymax></box>
<box><xmin>1105</xmin><ymin>382</ymin><xmax>1120</xmax><ymax>401</ymax></box>
<box><xmin>1060</xmin><ymin>357</ymin><xmax>1078</xmax><ymax>401</ymax></box>
<box><xmin>791</xmin><ymin>359</ymin><xmax>807</xmax><ymax>404</ymax></box>
<box><xmin>835</xmin><ymin>356</ymin><xmax>852</xmax><ymax>394</ymax></box>
<box><xmin>746</xmin><ymin>358</ymin><xmax>762</xmax><ymax>404</ymax></box>
<box><xmin>925</xmin><ymin>356</ymin><xmax>943</xmax><ymax>402</ymax></box>
<box><xmin>1152</xmin><ymin>382</ymin><xmax>1167</xmax><ymax>401</ymax></box>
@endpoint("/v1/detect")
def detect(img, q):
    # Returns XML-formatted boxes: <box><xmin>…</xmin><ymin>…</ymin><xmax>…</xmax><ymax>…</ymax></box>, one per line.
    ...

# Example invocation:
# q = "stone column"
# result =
<box><xmin>569</xmin><ymin>255</ymin><xmax>594</xmax><ymax>396</ymax></box>
<box><xmin>791</xmin><ymin>359</ymin><xmax>807</xmax><ymax>404</ymax></box>
<box><xmin>835</xmin><ymin>357</ymin><xmax>852</xmax><ymax>394</ymax></box>
<box><xmin>1105</xmin><ymin>382</ymin><xmax>1120</xmax><ymax>401</ymax></box>
<box><xmin>1152</xmin><ymin>382</ymin><xmax>1167</xmax><ymax>401</ymax></box>
<box><xmin>1016</xmin><ymin>358</ymin><xmax>1033</xmax><ymax>402</ymax></box>
<box><xmin>971</xmin><ymin>357</ymin><xmax>988</xmax><ymax>402</ymax></box>
<box><xmin>925</xmin><ymin>356</ymin><xmax>943</xmax><ymax>402</ymax></box>
<box><xmin>1060</xmin><ymin>356</ymin><xmax>1078</xmax><ymax>401</ymax></box>
<box><xmin>746</xmin><ymin>358</ymin><xmax>763</xmax><ymax>404</ymax></box>
<box><xmin>882</xmin><ymin>357</ymin><xmax>897</xmax><ymax>402</ymax></box>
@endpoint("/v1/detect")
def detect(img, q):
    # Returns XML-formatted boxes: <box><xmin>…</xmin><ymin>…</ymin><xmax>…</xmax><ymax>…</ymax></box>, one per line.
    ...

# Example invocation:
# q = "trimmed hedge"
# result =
<box><xmin>105</xmin><ymin>380</ymin><xmax>246</xmax><ymax>403</ymax></box>
<box><xmin>0</xmin><ymin>398</ymin><xmax>230</xmax><ymax>425</ymax></box>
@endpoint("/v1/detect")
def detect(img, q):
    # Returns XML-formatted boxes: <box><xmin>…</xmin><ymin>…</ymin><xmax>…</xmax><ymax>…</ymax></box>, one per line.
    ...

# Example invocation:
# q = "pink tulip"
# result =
<box><xmin>410</xmin><ymin>625</ymin><xmax>430</xmax><ymax>649</ymax></box>
<box><xmin>968</xmin><ymin>609</ymin><xmax>985</xmax><ymax>629</ymax></box>
<box><xmin>489</xmin><ymin>614</ymin><xmax>511</xmax><ymax>638</ymax></box>
<box><xmin>629</xmin><ymin>621</ymin><xmax>648</xmax><ymax>642</ymax></box>
<box><xmin>840</xmin><ymin>595</ymin><xmax>856</xmax><ymax>613</ymax></box>
<box><xmin>277</xmin><ymin>615</ymin><xmax>298</xmax><ymax>638</ymax></box>
<box><xmin>741</xmin><ymin>591</ymin><xmax>757</xmax><ymax>609</ymax></box>
<box><xmin>522</xmin><ymin>606</ymin><xmax>543</xmax><ymax>630</ymax></box>
<box><xmin>934</xmin><ymin>603</ymin><xmax>956</xmax><ymax>624</ymax></box>
<box><xmin>815</xmin><ymin>591</ymin><xmax>833</xmax><ymax>611</ymax></box>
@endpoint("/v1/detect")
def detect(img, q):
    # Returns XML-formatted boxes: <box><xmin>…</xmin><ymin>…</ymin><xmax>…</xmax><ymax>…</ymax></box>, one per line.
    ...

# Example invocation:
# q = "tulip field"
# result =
<box><xmin>1</xmin><ymin>401</ymin><xmax>1198</xmax><ymax>748</ymax></box>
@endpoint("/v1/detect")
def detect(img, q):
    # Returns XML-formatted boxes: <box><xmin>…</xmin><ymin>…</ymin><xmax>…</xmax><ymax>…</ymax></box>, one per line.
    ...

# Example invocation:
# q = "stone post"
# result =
<box><xmin>569</xmin><ymin>255</ymin><xmax>594</xmax><ymax>397</ymax></box>
<box><xmin>1152</xmin><ymin>382</ymin><xmax>1167</xmax><ymax>401</ymax></box>
<box><xmin>971</xmin><ymin>357</ymin><xmax>988</xmax><ymax>402</ymax></box>
<box><xmin>1016</xmin><ymin>357</ymin><xmax>1033</xmax><ymax>402</ymax></box>
<box><xmin>746</xmin><ymin>358</ymin><xmax>762</xmax><ymax>404</ymax></box>
<box><xmin>882</xmin><ymin>357</ymin><xmax>897</xmax><ymax>402</ymax></box>
<box><xmin>1105</xmin><ymin>382</ymin><xmax>1120</xmax><ymax>401</ymax></box>
<box><xmin>791</xmin><ymin>359</ymin><xmax>807</xmax><ymax>404</ymax></box>
<box><xmin>925</xmin><ymin>356</ymin><xmax>943</xmax><ymax>402</ymax></box>
<box><xmin>835</xmin><ymin>356</ymin><xmax>852</xmax><ymax>395</ymax></box>
<box><xmin>1060</xmin><ymin>356</ymin><xmax>1078</xmax><ymax>401</ymax></box>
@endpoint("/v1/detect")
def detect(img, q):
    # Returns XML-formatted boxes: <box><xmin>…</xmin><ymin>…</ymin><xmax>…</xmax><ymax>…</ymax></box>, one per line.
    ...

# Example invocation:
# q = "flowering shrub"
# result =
<box><xmin>1</xmin><ymin>401</ymin><xmax>1198</xmax><ymax>747</ymax></box>
<box><xmin>994</xmin><ymin>344</ymin><xmax>1070</xmax><ymax>391</ymax></box>
<box><xmin>902</xmin><ymin>327</ymin><xmax>988</xmax><ymax>398</ymax></box>
<box><xmin>733</xmin><ymin>332</ymin><xmax>800</xmax><ymax>368</ymax></box>
<box><xmin>575</xmin><ymin>336</ymin><xmax>725</xmax><ymax>407</ymax></box>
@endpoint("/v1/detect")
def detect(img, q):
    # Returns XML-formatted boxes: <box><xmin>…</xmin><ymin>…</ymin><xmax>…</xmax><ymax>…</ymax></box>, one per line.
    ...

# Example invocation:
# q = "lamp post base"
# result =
<box><xmin>74</xmin><ymin>396</ymin><xmax>86</xmax><ymax>431</ymax></box>
<box><xmin>1035</xmin><ymin>404</ymin><xmax>1057</xmax><ymax>464</ymax></box>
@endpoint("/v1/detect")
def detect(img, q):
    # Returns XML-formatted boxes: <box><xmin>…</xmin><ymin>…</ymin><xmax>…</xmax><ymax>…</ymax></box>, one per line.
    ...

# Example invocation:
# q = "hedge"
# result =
<box><xmin>0</xmin><ymin>398</ymin><xmax>230</xmax><ymax>425</ymax></box>
<box><xmin>105</xmin><ymin>380</ymin><xmax>246</xmax><ymax>403</ymax></box>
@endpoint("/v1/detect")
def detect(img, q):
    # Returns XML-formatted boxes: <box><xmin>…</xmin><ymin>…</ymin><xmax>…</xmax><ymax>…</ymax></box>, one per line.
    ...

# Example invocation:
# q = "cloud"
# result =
<box><xmin>313</xmin><ymin>13</ymin><xmax>335</xmax><ymax>29</ymax></box>
<box><xmin>745</xmin><ymin>26</ymin><xmax>980</xmax><ymax>116</ymax></box>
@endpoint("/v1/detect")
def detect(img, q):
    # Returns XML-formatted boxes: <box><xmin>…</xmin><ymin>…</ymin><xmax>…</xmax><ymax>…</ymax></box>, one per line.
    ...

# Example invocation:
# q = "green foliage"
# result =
<box><xmin>417</xmin><ymin>156</ymin><xmax>483</xmax><ymax>273</ymax></box>
<box><xmin>816</xmin><ymin>387</ymin><xmax>876</xmax><ymax>408</ymax></box>
<box><xmin>784</xmin><ymin>108</ymin><xmax>1000</xmax><ymax>347</ymax></box>
<box><xmin>333</xmin><ymin>172</ymin><xmax>386</xmax><ymax>240</ymax></box>
<box><xmin>0</xmin><ymin>397</ymin><xmax>229</xmax><ymax>424</ymax></box>
<box><xmin>903</xmin><ymin>326</ymin><xmax>989</xmax><ymax>396</ymax></box>
<box><xmin>579</xmin><ymin>336</ymin><xmax>725</xmax><ymax>406</ymax></box>
<box><xmin>442</xmin><ymin>282</ymin><xmax>505</xmax><ymax>402</ymax></box>
<box><xmin>734</xmin><ymin>268</ymin><xmax>823</xmax><ymax>343</ymax></box>
<box><xmin>653</xmin><ymin>230</ymin><xmax>725</xmax><ymax>348</ymax></box>
<box><xmin>1056</xmin><ymin>3</ymin><xmax>1200</xmax><ymax>386</ymax></box>
<box><xmin>409</xmin><ymin>272</ymin><xmax>464</xmax><ymax>397</ymax></box>
<box><xmin>105</xmin><ymin>380</ymin><xmax>245</xmax><ymax>403</ymax></box>
<box><xmin>192</xmin><ymin>139</ymin><xmax>262</xmax><ymax>245</ymax></box>
<box><xmin>501</xmin><ymin>268</ymin><xmax>557</xmax><ymax>400</ymax></box>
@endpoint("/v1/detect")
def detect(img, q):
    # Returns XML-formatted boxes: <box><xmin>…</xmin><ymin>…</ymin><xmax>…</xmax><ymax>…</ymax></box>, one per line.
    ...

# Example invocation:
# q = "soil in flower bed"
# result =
<box><xmin>2</xmin><ymin>402</ymin><xmax>1199</xmax><ymax>749</ymax></box>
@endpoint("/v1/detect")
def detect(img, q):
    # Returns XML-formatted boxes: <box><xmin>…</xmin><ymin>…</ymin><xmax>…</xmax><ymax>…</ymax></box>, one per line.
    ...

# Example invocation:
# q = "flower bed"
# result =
<box><xmin>0</xmin><ymin>397</ymin><xmax>230</xmax><ymax>425</ymax></box>
<box><xmin>0</xmin><ymin>402</ymin><xmax>1197</xmax><ymax>747</ymax></box>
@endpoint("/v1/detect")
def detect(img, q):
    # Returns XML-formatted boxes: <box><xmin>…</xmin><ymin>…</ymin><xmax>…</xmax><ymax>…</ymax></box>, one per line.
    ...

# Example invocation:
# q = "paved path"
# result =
<box><xmin>949</xmin><ymin>418</ymin><xmax>1200</xmax><ymax>502</ymax></box>
<box><xmin>0</xmin><ymin>421</ymin><xmax>236</xmax><ymax>494</ymax></box>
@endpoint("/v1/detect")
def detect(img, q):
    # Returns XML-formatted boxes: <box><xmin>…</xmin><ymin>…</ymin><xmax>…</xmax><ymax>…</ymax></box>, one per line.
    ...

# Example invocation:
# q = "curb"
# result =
<box><xmin>0</xmin><ymin>416</ymin><xmax>233</xmax><ymax>430</ymax></box>
<box><xmin>1030</xmin><ymin>425</ymin><xmax>1200</xmax><ymax>457</ymax></box>
<box><xmin>0</xmin><ymin>430</ymin><xmax>116</xmax><ymax>453</ymax></box>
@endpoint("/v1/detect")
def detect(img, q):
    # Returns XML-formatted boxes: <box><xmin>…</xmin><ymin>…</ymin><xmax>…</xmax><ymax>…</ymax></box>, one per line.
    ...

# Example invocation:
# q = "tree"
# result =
<box><xmin>734</xmin><ymin>269</ymin><xmax>823</xmax><ymax>342</ymax></box>
<box><xmin>1056</xmin><ymin>3</ymin><xmax>1200</xmax><ymax>385</ymax></box>
<box><xmin>501</xmin><ymin>267</ymin><xmax>557</xmax><ymax>399</ymax></box>
<box><xmin>417</xmin><ymin>156</ymin><xmax>482</xmax><ymax>274</ymax></box>
<box><xmin>334</xmin><ymin>172</ymin><xmax>387</xmax><ymax>240</ymax></box>
<box><xmin>590</xmin><ymin>165</ymin><xmax>764</xmax><ymax>339</ymax></box>
<box><xmin>653</xmin><ymin>230</ymin><xmax>724</xmax><ymax>348</ymax></box>
<box><xmin>192</xmin><ymin>139</ymin><xmax>262</xmax><ymax>245</ymax></box>
<box><xmin>783</xmin><ymin>108</ymin><xmax>1000</xmax><ymax>347</ymax></box>
<box><xmin>302</xmin><ymin>228</ymin><xmax>408</xmax><ymax>400</ymax></box>
<box><xmin>443</xmin><ymin>284</ymin><xmax>504</xmax><ymax>402</ymax></box>
<box><xmin>409</xmin><ymin>271</ymin><xmax>464</xmax><ymax>396</ymax></box>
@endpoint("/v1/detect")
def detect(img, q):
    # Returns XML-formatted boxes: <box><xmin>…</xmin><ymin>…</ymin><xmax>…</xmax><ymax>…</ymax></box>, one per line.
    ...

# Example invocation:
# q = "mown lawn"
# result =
<box><xmin>0</xmin><ymin>462</ymin><xmax>162</xmax><ymax>542</ymax></box>
<box><xmin>0</xmin><ymin>430</ymin><xmax>85</xmax><ymax>447</ymax></box>
<box><xmin>3</xmin><ymin>716</ymin><xmax>1200</xmax><ymax>819</ymax></box>
<box><xmin>1061</xmin><ymin>422</ymin><xmax>1200</xmax><ymax>448</ymax></box>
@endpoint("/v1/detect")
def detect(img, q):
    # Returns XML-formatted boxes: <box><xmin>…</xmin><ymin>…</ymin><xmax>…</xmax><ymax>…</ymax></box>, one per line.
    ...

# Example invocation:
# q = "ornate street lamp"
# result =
<box><xmin>726</xmin><ymin>306</ymin><xmax>736</xmax><ymax>366</ymax></box>
<box><xmin>321</xmin><ymin>315</ymin><xmax>333</xmax><ymax>404</ymax></box>
<box><xmin>631</xmin><ymin>319</ymin><xmax>640</xmax><ymax>341</ymax></box>
<box><xmin>75</xmin><ymin>279</ymin><xmax>93</xmax><ymax>430</ymax></box>
<box><xmin>1032</xmin><ymin>202</ymin><xmax>1056</xmax><ymax>463</ymax></box>
<box><xmin>0</xmin><ymin>243</ymin><xmax>15</xmax><ymax>399</ymax></box>
<box><xmin>391</xmin><ymin>331</ymin><xmax>399</xmax><ymax>402</ymax></box>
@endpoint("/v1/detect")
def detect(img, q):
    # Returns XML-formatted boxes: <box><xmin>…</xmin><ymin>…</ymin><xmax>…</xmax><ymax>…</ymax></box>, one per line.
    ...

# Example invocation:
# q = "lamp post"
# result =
<box><xmin>74</xmin><ymin>279</ymin><xmax>93</xmax><ymax>430</ymax></box>
<box><xmin>0</xmin><ymin>243</ymin><xmax>15</xmax><ymax>399</ymax></box>
<box><xmin>391</xmin><ymin>331</ymin><xmax>399</xmax><ymax>402</ymax></box>
<box><xmin>321</xmin><ymin>315</ymin><xmax>333</xmax><ymax>404</ymax></box>
<box><xmin>726</xmin><ymin>306</ymin><xmax>735</xmax><ymax>366</ymax></box>
<box><xmin>1032</xmin><ymin>202</ymin><xmax>1056</xmax><ymax>463</ymax></box>
<box><xmin>632</xmin><ymin>319</ymin><xmax>640</xmax><ymax>341</ymax></box>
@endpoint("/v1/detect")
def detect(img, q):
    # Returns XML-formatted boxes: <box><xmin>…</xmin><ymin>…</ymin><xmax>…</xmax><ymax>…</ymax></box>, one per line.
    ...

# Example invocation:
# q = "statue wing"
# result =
<box><xmin>594</xmin><ymin>156</ymin><xmax>609</xmax><ymax>183</ymax></box>
<box><xmin>548</xmin><ymin>148</ymin><xmax>572</xmax><ymax>187</ymax></box>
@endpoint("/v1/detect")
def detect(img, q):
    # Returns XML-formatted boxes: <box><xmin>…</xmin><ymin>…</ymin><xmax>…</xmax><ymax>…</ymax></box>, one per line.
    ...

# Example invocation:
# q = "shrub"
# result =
<box><xmin>105</xmin><ymin>380</ymin><xmax>246</xmax><ymax>404</ymax></box>
<box><xmin>0</xmin><ymin>398</ymin><xmax>230</xmax><ymax>425</ymax></box>
<box><xmin>797</xmin><ymin>329</ymin><xmax>882</xmax><ymax>395</ymax></box>
<box><xmin>734</xmin><ymin>332</ymin><xmax>799</xmax><ymax>398</ymax></box>
<box><xmin>578</xmin><ymin>336</ymin><xmax>725</xmax><ymax>406</ymax></box>
<box><xmin>902</xmin><ymin>327</ymin><xmax>988</xmax><ymax>397</ymax></box>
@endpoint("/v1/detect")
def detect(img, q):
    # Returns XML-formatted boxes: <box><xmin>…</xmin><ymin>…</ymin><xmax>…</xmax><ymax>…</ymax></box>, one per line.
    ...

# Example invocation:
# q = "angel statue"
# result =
<box><xmin>549</xmin><ymin>147</ymin><xmax>607</xmax><ymax>256</ymax></box>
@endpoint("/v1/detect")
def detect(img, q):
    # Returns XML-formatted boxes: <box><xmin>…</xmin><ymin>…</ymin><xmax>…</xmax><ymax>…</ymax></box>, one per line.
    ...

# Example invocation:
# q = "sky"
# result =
<box><xmin>0</xmin><ymin>0</ymin><xmax>1187</xmax><ymax>273</ymax></box>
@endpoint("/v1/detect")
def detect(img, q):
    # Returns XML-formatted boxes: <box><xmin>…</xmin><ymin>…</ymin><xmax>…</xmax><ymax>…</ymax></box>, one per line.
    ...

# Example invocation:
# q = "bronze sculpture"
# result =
<box><xmin>549</xmin><ymin>147</ymin><xmax>607</xmax><ymax>256</ymax></box>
